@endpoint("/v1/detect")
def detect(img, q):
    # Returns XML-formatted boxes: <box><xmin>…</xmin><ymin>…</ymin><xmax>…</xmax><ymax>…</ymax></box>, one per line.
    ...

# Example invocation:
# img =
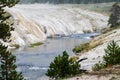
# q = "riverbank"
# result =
<box><xmin>67</xmin><ymin>65</ymin><xmax>120</xmax><ymax>80</ymax></box>
<box><xmin>13</xmin><ymin>36</ymin><xmax>91</xmax><ymax>80</ymax></box>
<box><xmin>67</xmin><ymin>74</ymin><xmax>120</xmax><ymax>80</ymax></box>
<box><xmin>67</xmin><ymin>25</ymin><xmax>120</xmax><ymax>80</ymax></box>
<box><xmin>79</xmin><ymin>26</ymin><xmax>120</xmax><ymax>70</ymax></box>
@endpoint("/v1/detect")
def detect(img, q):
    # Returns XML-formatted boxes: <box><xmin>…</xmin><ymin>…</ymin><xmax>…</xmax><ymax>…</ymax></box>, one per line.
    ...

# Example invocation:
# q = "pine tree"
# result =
<box><xmin>46</xmin><ymin>51</ymin><xmax>80</xmax><ymax>79</ymax></box>
<box><xmin>103</xmin><ymin>41</ymin><xmax>120</xmax><ymax>66</ymax></box>
<box><xmin>0</xmin><ymin>43</ymin><xmax>24</xmax><ymax>80</ymax></box>
<box><xmin>108</xmin><ymin>3</ymin><xmax>120</xmax><ymax>27</ymax></box>
<box><xmin>0</xmin><ymin>0</ymin><xmax>24</xmax><ymax>80</ymax></box>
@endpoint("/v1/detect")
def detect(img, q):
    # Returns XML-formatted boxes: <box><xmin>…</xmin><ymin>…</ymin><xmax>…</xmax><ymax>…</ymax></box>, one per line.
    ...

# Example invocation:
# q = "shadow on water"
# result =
<box><xmin>13</xmin><ymin>33</ymin><xmax>100</xmax><ymax>80</ymax></box>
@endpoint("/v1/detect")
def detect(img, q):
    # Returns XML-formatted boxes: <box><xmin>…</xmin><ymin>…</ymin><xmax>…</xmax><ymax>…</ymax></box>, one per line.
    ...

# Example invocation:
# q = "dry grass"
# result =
<box><xmin>29</xmin><ymin>42</ymin><xmax>43</xmax><ymax>47</ymax></box>
<box><xmin>81</xmin><ymin>40</ymin><xmax>103</xmax><ymax>53</ymax></box>
<box><xmin>10</xmin><ymin>44</ymin><xmax>20</xmax><ymax>49</ymax></box>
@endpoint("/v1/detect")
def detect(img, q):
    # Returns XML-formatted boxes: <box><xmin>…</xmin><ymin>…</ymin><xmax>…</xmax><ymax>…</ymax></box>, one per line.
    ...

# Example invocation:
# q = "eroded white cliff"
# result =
<box><xmin>6</xmin><ymin>4</ymin><xmax>108</xmax><ymax>46</ymax></box>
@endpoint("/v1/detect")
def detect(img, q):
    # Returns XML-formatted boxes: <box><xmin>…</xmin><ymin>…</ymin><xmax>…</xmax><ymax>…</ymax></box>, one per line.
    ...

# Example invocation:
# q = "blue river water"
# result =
<box><xmin>13</xmin><ymin>33</ymin><xmax>100</xmax><ymax>80</ymax></box>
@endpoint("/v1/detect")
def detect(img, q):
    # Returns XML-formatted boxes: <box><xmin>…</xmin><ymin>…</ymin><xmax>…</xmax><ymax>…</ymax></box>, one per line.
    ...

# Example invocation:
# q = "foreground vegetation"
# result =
<box><xmin>93</xmin><ymin>41</ymin><xmax>120</xmax><ymax>71</ymax></box>
<box><xmin>46</xmin><ymin>51</ymin><xmax>80</xmax><ymax>79</ymax></box>
<box><xmin>0</xmin><ymin>0</ymin><xmax>24</xmax><ymax>80</ymax></box>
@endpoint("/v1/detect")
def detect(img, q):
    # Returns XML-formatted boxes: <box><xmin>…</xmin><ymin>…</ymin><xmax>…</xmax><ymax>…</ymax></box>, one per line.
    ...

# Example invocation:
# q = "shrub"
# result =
<box><xmin>103</xmin><ymin>40</ymin><xmax>120</xmax><ymax>66</ymax></box>
<box><xmin>73</xmin><ymin>43</ymin><xmax>89</xmax><ymax>53</ymax></box>
<box><xmin>92</xmin><ymin>62</ymin><xmax>106</xmax><ymax>71</ymax></box>
<box><xmin>73</xmin><ymin>46</ymin><xmax>82</xmax><ymax>53</ymax></box>
<box><xmin>93</xmin><ymin>40</ymin><xmax>120</xmax><ymax>71</ymax></box>
<box><xmin>46</xmin><ymin>51</ymin><xmax>80</xmax><ymax>79</ymax></box>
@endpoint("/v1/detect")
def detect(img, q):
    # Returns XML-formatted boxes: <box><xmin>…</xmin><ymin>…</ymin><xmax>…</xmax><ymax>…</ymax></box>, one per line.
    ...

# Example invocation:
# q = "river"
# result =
<box><xmin>6</xmin><ymin>3</ymin><xmax>106</xmax><ymax>80</ymax></box>
<box><xmin>12</xmin><ymin>33</ymin><xmax>99</xmax><ymax>80</ymax></box>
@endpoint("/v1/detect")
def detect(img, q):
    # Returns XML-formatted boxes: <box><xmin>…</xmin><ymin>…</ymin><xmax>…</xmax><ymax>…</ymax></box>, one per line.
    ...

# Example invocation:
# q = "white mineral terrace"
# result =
<box><xmin>6</xmin><ymin>4</ymin><xmax>108</xmax><ymax>46</ymax></box>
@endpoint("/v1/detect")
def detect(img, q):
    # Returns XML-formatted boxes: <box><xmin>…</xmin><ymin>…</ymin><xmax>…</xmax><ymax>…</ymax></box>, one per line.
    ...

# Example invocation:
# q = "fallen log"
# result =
<box><xmin>78</xmin><ymin>58</ymin><xmax>87</xmax><ymax>63</ymax></box>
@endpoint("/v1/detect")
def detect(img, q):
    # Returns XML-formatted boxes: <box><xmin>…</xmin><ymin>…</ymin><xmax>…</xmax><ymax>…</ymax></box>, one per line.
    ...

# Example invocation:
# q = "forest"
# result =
<box><xmin>20</xmin><ymin>0</ymin><xmax>120</xmax><ymax>4</ymax></box>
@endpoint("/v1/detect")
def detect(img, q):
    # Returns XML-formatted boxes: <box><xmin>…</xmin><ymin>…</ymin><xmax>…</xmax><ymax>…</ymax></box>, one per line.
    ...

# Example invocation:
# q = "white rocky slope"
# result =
<box><xmin>79</xmin><ymin>27</ymin><xmax>120</xmax><ymax>71</ymax></box>
<box><xmin>6</xmin><ymin>4</ymin><xmax>108</xmax><ymax>46</ymax></box>
<box><xmin>67</xmin><ymin>27</ymin><xmax>120</xmax><ymax>80</ymax></box>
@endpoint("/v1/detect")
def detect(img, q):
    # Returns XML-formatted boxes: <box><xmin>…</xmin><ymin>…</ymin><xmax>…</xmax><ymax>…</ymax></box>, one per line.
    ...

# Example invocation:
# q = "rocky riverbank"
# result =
<box><xmin>67</xmin><ymin>26</ymin><xmax>120</xmax><ymax>80</ymax></box>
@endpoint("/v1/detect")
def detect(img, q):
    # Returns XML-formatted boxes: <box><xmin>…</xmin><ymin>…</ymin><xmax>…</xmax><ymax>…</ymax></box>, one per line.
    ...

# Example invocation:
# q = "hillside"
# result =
<box><xmin>6</xmin><ymin>4</ymin><xmax>108</xmax><ymax>46</ymax></box>
<box><xmin>78</xmin><ymin>26</ymin><xmax>120</xmax><ymax>70</ymax></box>
<box><xmin>67</xmin><ymin>26</ymin><xmax>120</xmax><ymax>80</ymax></box>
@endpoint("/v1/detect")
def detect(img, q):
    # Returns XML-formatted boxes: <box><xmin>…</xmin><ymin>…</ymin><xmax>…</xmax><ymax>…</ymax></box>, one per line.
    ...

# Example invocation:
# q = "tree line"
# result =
<box><xmin>20</xmin><ymin>0</ymin><xmax>120</xmax><ymax>4</ymax></box>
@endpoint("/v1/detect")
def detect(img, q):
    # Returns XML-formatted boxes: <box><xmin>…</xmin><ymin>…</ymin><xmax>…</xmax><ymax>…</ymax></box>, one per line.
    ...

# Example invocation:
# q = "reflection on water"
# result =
<box><xmin>13</xmin><ymin>33</ymin><xmax>98</xmax><ymax>80</ymax></box>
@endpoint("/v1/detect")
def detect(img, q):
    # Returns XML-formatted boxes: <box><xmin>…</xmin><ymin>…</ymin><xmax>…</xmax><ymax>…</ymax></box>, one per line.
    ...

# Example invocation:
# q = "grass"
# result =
<box><xmin>73</xmin><ymin>46</ymin><xmax>83</xmax><ymax>53</ymax></box>
<box><xmin>10</xmin><ymin>44</ymin><xmax>20</xmax><ymax>49</ymax></box>
<box><xmin>92</xmin><ymin>62</ymin><xmax>106</xmax><ymax>71</ymax></box>
<box><xmin>29</xmin><ymin>42</ymin><xmax>43</xmax><ymax>47</ymax></box>
<box><xmin>73</xmin><ymin>40</ymin><xmax>103</xmax><ymax>54</ymax></box>
<box><xmin>70</xmin><ymin>56</ymin><xmax>79</xmax><ymax>61</ymax></box>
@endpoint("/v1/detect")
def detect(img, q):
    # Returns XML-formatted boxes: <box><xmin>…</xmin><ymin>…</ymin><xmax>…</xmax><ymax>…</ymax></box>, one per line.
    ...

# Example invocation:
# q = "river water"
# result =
<box><xmin>12</xmin><ymin>33</ymin><xmax>99</xmax><ymax>80</ymax></box>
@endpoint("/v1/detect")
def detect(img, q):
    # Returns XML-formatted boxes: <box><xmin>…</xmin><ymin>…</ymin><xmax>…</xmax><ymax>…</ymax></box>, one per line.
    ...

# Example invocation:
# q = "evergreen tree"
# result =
<box><xmin>0</xmin><ymin>43</ymin><xmax>24</xmax><ymax>80</ymax></box>
<box><xmin>103</xmin><ymin>41</ymin><xmax>120</xmax><ymax>66</ymax></box>
<box><xmin>93</xmin><ymin>40</ymin><xmax>120</xmax><ymax>71</ymax></box>
<box><xmin>108</xmin><ymin>3</ymin><xmax>120</xmax><ymax>27</ymax></box>
<box><xmin>0</xmin><ymin>0</ymin><xmax>24</xmax><ymax>80</ymax></box>
<box><xmin>46</xmin><ymin>51</ymin><xmax>80</xmax><ymax>79</ymax></box>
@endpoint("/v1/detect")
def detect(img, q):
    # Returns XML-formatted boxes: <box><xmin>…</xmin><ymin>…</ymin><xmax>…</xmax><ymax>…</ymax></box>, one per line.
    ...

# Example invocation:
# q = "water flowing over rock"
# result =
<box><xmin>6</xmin><ymin>4</ymin><xmax>108</xmax><ymax>46</ymax></box>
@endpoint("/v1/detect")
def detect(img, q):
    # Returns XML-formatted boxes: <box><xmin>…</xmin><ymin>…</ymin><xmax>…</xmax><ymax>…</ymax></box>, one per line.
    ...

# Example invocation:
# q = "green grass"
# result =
<box><xmin>10</xmin><ymin>44</ymin><xmax>20</xmax><ymax>49</ymax></box>
<box><xmin>73</xmin><ymin>43</ymin><xmax>91</xmax><ymax>53</ymax></box>
<box><xmin>92</xmin><ymin>62</ymin><xmax>106</xmax><ymax>71</ymax></box>
<box><xmin>29</xmin><ymin>42</ymin><xmax>43</xmax><ymax>47</ymax></box>
<box><xmin>73</xmin><ymin>39</ymin><xmax>103</xmax><ymax>54</ymax></box>
<box><xmin>73</xmin><ymin>46</ymin><xmax>82</xmax><ymax>53</ymax></box>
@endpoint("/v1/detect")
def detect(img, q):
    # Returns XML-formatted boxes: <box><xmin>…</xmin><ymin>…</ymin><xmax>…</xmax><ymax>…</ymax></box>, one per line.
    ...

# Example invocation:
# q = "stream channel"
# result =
<box><xmin>13</xmin><ymin>33</ymin><xmax>100</xmax><ymax>80</ymax></box>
